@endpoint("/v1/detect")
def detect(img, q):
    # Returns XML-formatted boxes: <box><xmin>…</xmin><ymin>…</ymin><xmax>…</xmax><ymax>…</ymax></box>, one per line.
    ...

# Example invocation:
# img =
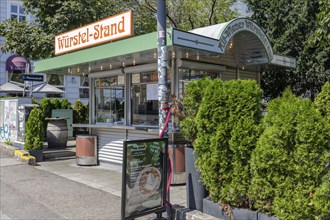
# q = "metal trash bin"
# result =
<box><xmin>76</xmin><ymin>135</ymin><xmax>97</xmax><ymax>165</ymax></box>
<box><xmin>168</xmin><ymin>144</ymin><xmax>186</xmax><ymax>184</ymax></box>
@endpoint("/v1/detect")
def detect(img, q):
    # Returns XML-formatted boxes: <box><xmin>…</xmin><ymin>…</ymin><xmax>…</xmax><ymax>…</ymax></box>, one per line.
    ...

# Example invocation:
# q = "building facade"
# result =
<box><xmin>1</xmin><ymin>0</ymin><xmax>252</xmax><ymax>105</ymax></box>
<box><xmin>0</xmin><ymin>0</ymin><xmax>88</xmax><ymax>104</ymax></box>
<box><xmin>0</xmin><ymin>0</ymin><xmax>32</xmax><ymax>94</ymax></box>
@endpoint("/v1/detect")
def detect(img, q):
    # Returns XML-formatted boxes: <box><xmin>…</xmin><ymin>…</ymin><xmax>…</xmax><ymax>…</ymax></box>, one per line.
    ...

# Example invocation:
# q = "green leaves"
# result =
<box><xmin>24</xmin><ymin>107</ymin><xmax>44</xmax><ymax>150</ymax></box>
<box><xmin>73</xmin><ymin>99</ymin><xmax>89</xmax><ymax>124</ymax></box>
<box><xmin>246</xmin><ymin>0</ymin><xmax>330</xmax><ymax>98</ymax></box>
<box><xmin>180</xmin><ymin>77</ymin><xmax>212</xmax><ymax>143</ymax></box>
<box><xmin>182</xmin><ymin>79</ymin><xmax>330</xmax><ymax>218</ymax></box>
<box><xmin>250</xmin><ymin>89</ymin><xmax>330</xmax><ymax>219</ymax></box>
<box><xmin>0</xmin><ymin>0</ymin><xmax>236</xmax><ymax>60</ymax></box>
<box><xmin>185</xmin><ymin>79</ymin><xmax>263</xmax><ymax>207</ymax></box>
<box><xmin>138</xmin><ymin>0</ymin><xmax>236</xmax><ymax>30</ymax></box>
<box><xmin>315</xmin><ymin>82</ymin><xmax>330</xmax><ymax>123</ymax></box>
<box><xmin>0</xmin><ymin>19</ymin><xmax>52</xmax><ymax>61</ymax></box>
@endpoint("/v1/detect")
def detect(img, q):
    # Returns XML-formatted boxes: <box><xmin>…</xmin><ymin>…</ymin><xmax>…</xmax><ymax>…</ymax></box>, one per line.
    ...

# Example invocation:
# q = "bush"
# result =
<box><xmin>73</xmin><ymin>99</ymin><xmax>88</xmax><ymax>135</ymax></box>
<box><xmin>180</xmin><ymin>77</ymin><xmax>212</xmax><ymax>143</ymax></box>
<box><xmin>39</xmin><ymin>98</ymin><xmax>52</xmax><ymax>118</ymax></box>
<box><xmin>73</xmin><ymin>99</ymin><xmax>88</xmax><ymax>124</ymax></box>
<box><xmin>315</xmin><ymin>81</ymin><xmax>330</xmax><ymax>123</ymax></box>
<box><xmin>38</xmin><ymin>98</ymin><xmax>52</xmax><ymax>137</ymax></box>
<box><xmin>24</xmin><ymin>107</ymin><xmax>44</xmax><ymax>150</ymax></box>
<box><xmin>61</xmin><ymin>98</ymin><xmax>72</xmax><ymax>109</ymax></box>
<box><xmin>312</xmin><ymin>168</ymin><xmax>330</xmax><ymax>219</ymax></box>
<box><xmin>194</xmin><ymin>79</ymin><xmax>263</xmax><ymax>207</ymax></box>
<box><xmin>250</xmin><ymin>89</ymin><xmax>330</xmax><ymax>219</ymax></box>
<box><xmin>35</xmin><ymin>98</ymin><xmax>73</xmax><ymax>137</ymax></box>
<box><xmin>4</xmin><ymin>141</ymin><xmax>13</xmax><ymax>146</ymax></box>
<box><xmin>50</xmin><ymin>98</ymin><xmax>61</xmax><ymax>110</ymax></box>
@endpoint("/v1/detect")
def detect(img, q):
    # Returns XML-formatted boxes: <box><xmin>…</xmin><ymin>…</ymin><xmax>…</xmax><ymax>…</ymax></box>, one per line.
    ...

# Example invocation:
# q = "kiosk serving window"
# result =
<box><xmin>95</xmin><ymin>76</ymin><xmax>125</xmax><ymax>124</ymax></box>
<box><xmin>131</xmin><ymin>72</ymin><xmax>159</xmax><ymax>126</ymax></box>
<box><xmin>178</xmin><ymin>68</ymin><xmax>219</xmax><ymax>98</ymax></box>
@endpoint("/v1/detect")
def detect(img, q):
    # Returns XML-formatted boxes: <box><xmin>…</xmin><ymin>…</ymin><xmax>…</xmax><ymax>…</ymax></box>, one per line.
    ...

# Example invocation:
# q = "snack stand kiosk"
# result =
<box><xmin>34</xmin><ymin>12</ymin><xmax>296</xmax><ymax>184</ymax></box>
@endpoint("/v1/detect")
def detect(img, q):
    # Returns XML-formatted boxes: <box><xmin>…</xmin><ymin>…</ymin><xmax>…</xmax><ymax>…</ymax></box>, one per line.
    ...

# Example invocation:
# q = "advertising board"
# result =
<box><xmin>121</xmin><ymin>138</ymin><xmax>168</xmax><ymax>220</ymax></box>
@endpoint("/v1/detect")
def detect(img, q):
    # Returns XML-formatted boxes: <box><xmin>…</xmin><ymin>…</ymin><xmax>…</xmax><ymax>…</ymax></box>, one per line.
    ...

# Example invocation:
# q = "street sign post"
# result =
<box><xmin>21</xmin><ymin>74</ymin><xmax>44</xmax><ymax>82</ymax></box>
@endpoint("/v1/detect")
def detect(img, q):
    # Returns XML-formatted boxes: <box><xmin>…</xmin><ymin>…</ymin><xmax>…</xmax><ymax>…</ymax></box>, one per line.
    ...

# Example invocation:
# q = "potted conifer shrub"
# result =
<box><xmin>24</xmin><ymin>107</ymin><xmax>45</xmax><ymax>162</ymax></box>
<box><xmin>73</xmin><ymin>99</ymin><xmax>89</xmax><ymax>136</ymax></box>
<box><xmin>179</xmin><ymin>77</ymin><xmax>212</xmax><ymax>211</ymax></box>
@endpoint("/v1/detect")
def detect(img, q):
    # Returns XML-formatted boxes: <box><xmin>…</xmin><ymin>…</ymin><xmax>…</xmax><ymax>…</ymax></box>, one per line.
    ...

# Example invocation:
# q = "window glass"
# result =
<box><xmin>178</xmin><ymin>68</ymin><xmax>218</xmax><ymax>99</ymax></box>
<box><xmin>10</xmin><ymin>5</ymin><xmax>26</xmax><ymax>21</ymax></box>
<box><xmin>95</xmin><ymin>77</ymin><xmax>125</xmax><ymax>124</ymax></box>
<box><xmin>9</xmin><ymin>70</ymin><xmax>24</xmax><ymax>83</ymax></box>
<box><xmin>48</xmin><ymin>74</ymin><xmax>64</xmax><ymax>85</ymax></box>
<box><xmin>19</xmin><ymin>16</ymin><xmax>26</xmax><ymax>22</ymax></box>
<box><xmin>19</xmin><ymin>7</ymin><xmax>25</xmax><ymax>14</ymax></box>
<box><xmin>79</xmin><ymin>88</ymin><xmax>89</xmax><ymax>98</ymax></box>
<box><xmin>131</xmin><ymin>71</ymin><xmax>170</xmax><ymax>126</ymax></box>
<box><xmin>11</xmin><ymin>14</ymin><xmax>17</xmax><ymax>20</ymax></box>
<box><xmin>11</xmin><ymin>5</ymin><xmax>18</xmax><ymax>13</ymax></box>
<box><xmin>80</xmin><ymin>76</ymin><xmax>89</xmax><ymax>86</ymax></box>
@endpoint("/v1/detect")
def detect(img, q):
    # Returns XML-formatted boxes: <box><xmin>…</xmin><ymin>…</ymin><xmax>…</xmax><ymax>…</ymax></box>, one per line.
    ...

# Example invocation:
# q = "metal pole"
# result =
<box><xmin>157</xmin><ymin>1</ymin><xmax>169</xmax><ymax>219</ymax></box>
<box><xmin>157</xmin><ymin>0</ymin><xmax>168</xmax><ymax>138</ymax></box>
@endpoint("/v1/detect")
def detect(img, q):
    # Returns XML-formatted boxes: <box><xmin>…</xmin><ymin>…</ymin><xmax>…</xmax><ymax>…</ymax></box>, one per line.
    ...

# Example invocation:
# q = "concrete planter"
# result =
<box><xmin>28</xmin><ymin>149</ymin><xmax>43</xmax><ymax>162</ymax></box>
<box><xmin>203</xmin><ymin>198</ymin><xmax>278</xmax><ymax>220</ymax></box>
<box><xmin>185</xmin><ymin>146</ymin><xmax>206</xmax><ymax>212</ymax></box>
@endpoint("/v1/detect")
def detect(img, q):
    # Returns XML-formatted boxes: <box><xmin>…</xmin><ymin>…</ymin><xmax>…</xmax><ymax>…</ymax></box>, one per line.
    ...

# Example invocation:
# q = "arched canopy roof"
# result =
<box><xmin>35</xmin><ymin>18</ymin><xmax>296</xmax><ymax>74</ymax></box>
<box><xmin>190</xmin><ymin>18</ymin><xmax>274</xmax><ymax>67</ymax></box>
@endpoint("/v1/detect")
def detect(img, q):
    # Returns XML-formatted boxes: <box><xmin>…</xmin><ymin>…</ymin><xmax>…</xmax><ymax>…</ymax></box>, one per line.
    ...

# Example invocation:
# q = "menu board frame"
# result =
<box><xmin>121</xmin><ymin>138</ymin><xmax>168</xmax><ymax>220</ymax></box>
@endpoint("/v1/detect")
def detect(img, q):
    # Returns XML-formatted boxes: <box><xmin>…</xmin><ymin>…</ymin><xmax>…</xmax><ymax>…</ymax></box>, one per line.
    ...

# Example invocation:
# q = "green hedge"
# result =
<box><xmin>315</xmin><ymin>81</ymin><xmax>330</xmax><ymax>123</ymax></box>
<box><xmin>193</xmin><ymin>79</ymin><xmax>263</xmax><ymax>207</ymax></box>
<box><xmin>73</xmin><ymin>99</ymin><xmax>89</xmax><ymax>124</ymax></box>
<box><xmin>180</xmin><ymin>78</ymin><xmax>212</xmax><ymax>143</ymax></box>
<box><xmin>250</xmin><ymin>89</ymin><xmax>330</xmax><ymax>219</ymax></box>
<box><xmin>33</xmin><ymin>98</ymin><xmax>72</xmax><ymax>137</ymax></box>
<box><xmin>180</xmin><ymin>79</ymin><xmax>330</xmax><ymax>219</ymax></box>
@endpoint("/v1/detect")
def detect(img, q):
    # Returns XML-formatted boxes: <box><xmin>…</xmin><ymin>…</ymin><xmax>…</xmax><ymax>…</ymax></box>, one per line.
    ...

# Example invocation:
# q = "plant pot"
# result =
<box><xmin>202</xmin><ymin>197</ymin><xmax>278</xmax><ymax>220</ymax></box>
<box><xmin>46</xmin><ymin>118</ymin><xmax>68</xmax><ymax>149</ymax></box>
<box><xmin>168</xmin><ymin>144</ymin><xmax>186</xmax><ymax>184</ymax></box>
<box><xmin>29</xmin><ymin>149</ymin><xmax>43</xmax><ymax>162</ymax></box>
<box><xmin>185</xmin><ymin>146</ymin><xmax>206</xmax><ymax>212</ymax></box>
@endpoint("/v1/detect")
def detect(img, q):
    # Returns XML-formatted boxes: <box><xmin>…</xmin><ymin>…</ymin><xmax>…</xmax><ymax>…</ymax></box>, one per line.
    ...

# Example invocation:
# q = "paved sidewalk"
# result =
<box><xmin>35</xmin><ymin>157</ymin><xmax>187</xmax><ymax>207</ymax></box>
<box><xmin>1</xmin><ymin>142</ymin><xmax>219</xmax><ymax>220</ymax></box>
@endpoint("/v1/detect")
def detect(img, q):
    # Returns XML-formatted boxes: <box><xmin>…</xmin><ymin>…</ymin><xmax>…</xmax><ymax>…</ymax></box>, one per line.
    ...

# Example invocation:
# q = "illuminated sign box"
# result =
<box><xmin>55</xmin><ymin>10</ymin><xmax>133</xmax><ymax>55</ymax></box>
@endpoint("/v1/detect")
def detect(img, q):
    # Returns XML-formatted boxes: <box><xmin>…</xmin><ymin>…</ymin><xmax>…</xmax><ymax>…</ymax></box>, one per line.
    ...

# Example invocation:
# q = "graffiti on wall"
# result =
<box><xmin>0</xmin><ymin>100</ymin><xmax>17</xmax><ymax>142</ymax></box>
<box><xmin>0</xmin><ymin>124</ymin><xmax>11</xmax><ymax>141</ymax></box>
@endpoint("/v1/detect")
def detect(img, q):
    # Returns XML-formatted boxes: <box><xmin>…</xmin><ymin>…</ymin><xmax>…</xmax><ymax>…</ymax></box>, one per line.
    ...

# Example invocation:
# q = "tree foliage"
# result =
<box><xmin>0</xmin><ymin>19</ymin><xmax>52</xmax><ymax>61</ymax></box>
<box><xmin>136</xmin><ymin>0</ymin><xmax>236</xmax><ymax>30</ymax></box>
<box><xmin>246</xmin><ymin>0</ymin><xmax>330</xmax><ymax>98</ymax></box>
<box><xmin>308</xmin><ymin>0</ymin><xmax>330</xmax><ymax>49</ymax></box>
<box><xmin>0</xmin><ymin>0</ymin><xmax>236</xmax><ymax>61</ymax></box>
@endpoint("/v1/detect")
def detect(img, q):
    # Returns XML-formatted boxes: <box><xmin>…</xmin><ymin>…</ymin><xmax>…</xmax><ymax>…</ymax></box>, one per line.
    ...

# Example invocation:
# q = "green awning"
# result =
<box><xmin>35</xmin><ymin>31</ymin><xmax>173</xmax><ymax>73</ymax></box>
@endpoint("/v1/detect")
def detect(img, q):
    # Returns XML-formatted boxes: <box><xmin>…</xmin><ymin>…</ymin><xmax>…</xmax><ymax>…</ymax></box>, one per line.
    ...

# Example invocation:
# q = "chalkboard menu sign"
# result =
<box><xmin>121</xmin><ymin>138</ymin><xmax>168</xmax><ymax>220</ymax></box>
